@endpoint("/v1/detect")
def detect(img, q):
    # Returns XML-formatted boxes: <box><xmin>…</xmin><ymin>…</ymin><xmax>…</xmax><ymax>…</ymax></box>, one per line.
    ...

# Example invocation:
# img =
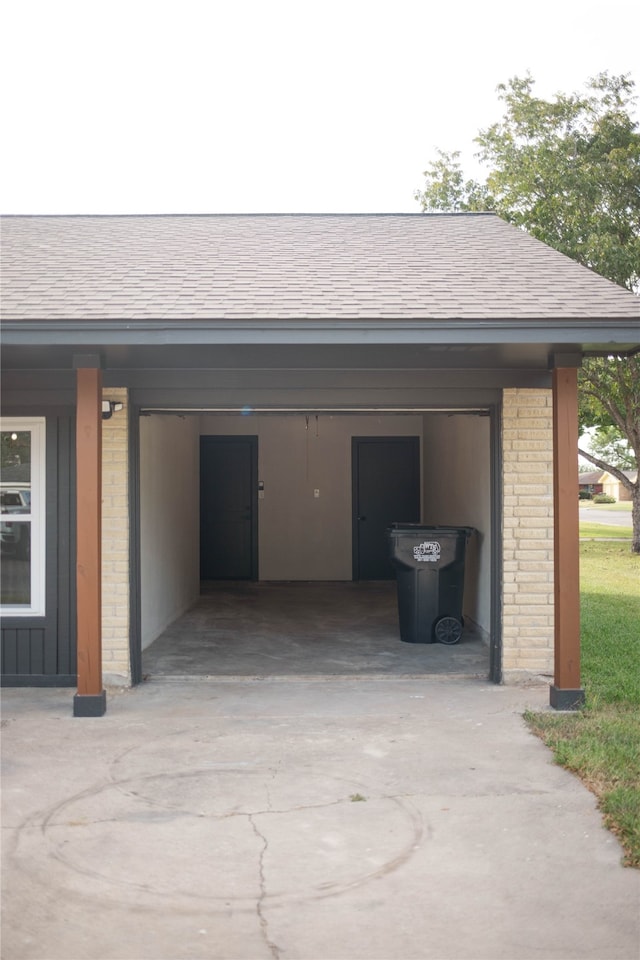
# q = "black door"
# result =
<box><xmin>200</xmin><ymin>436</ymin><xmax>258</xmax><ymax>580</ymax></box>
<box><xmin>352</xmin><ymin>437</ymin><xmax>420</xmax><ymax>580</ymax></box>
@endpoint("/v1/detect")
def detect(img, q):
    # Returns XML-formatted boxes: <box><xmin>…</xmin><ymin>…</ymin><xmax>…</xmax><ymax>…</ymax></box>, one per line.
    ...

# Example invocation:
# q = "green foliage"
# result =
<box><xmin>579</xmin><ymin>490</ymin><xmax>592</xmax><ymax>500</ymax></box>
<box><xmin>415</xmin><ymin>73</ymin><xmax>640</xmax><ymax>550</ymax></box>
<box><xmin>584</xmin><ymin>425</ymin><xmax>636</xmax><ymax>470</ymax></box>
<box><xmin>415</xmin><ymin>72</ymin><xmax>640</xmax><ymax>291</ymax></box>
<box><xmin>592</xmin><ymin>493</ymin><xmax>617</xmax><ymax>504</ymax></box>
<box><xmin>578</xmin><ymin>358</ymin><xmax>639</xmax><ymax>552</ymax></box>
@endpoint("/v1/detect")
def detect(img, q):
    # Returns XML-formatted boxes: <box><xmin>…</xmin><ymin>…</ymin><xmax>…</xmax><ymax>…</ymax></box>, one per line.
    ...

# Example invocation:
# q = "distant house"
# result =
<box><xmin>599</xmin><ymin>470</ymin><xmax>638</xmax><ymax>502</ymax></box>
<box><xmin>578</xmin><ymin>470</ymin><xmax>604</xmax><ymax>497</ymax></box>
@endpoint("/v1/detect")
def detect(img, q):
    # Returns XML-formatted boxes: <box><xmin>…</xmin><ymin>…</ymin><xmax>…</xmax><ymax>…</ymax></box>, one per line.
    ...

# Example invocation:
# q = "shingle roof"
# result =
<box><xmin>1</xmin><ymin>213</ymin><xmax>639</xmax><ymax>322</ymax></box>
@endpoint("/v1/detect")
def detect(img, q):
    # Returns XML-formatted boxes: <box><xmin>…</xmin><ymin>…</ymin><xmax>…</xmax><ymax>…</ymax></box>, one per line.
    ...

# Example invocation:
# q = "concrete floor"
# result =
<box><xmin>143</xmin><ymin>581</ymin><xmax>490</xmax><ymax>680</ymax></box>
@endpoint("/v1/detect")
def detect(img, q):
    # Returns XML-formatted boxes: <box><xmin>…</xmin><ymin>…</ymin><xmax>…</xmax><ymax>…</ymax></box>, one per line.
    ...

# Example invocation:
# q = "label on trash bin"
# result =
<box><xmin>413</xmin><ymin>541</ymin><xmax>441</xmax><ymax>562</ymax></box>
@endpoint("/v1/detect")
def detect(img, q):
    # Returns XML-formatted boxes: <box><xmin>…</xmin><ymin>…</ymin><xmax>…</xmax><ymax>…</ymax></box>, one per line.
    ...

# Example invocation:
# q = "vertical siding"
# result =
<box><xmin>1</xmin><ymin>412</ymin><xmax>76</xmax><ymax>686</ymax></box>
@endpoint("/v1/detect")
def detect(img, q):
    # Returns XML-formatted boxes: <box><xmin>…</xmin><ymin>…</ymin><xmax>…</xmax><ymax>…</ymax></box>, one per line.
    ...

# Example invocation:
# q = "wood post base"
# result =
<box><xmin>73</xmin><ymin>691</ymin><xmax>107</xmax><ymax>717</ymax></box>
<box><xmin>550</xmin><ymin>685</ymin><xmax>585</xmax><ymax>711</ymax></box>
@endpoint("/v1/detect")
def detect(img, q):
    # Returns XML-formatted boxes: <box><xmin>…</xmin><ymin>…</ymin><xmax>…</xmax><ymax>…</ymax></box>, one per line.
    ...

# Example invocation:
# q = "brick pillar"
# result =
<box><xmin>501</xmin><ymin>389</ymin><xmax>555</xmax><ymax>682</ymax></box>
<box><xmin>101</xmin><ymin>388</ymin><xmax>131</xmax><ymax>684</ymax></box>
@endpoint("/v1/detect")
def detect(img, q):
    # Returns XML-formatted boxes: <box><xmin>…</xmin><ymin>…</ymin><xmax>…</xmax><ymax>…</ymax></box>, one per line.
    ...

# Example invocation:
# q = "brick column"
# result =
<box><xmin>101</xmin><ymin>387</ymin><xmax>131</xmax><ymax>684</ymax></box>
<box><xmin>501</xmin><ymin>389</ymin><xmax>555</xmax><ymax>681</ymax></box>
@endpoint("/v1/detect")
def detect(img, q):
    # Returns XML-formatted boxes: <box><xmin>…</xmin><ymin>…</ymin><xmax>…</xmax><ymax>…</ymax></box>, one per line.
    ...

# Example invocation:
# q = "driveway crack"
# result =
<box><xmin>248</xmin><ymin>814</ymin><xmax>280</xmax><ymax>960</ymax></box>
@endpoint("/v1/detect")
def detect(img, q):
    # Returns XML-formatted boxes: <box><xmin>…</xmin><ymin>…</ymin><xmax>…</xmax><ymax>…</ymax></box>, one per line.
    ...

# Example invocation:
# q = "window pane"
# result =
<box><xmin>1</xmin><ymin>431</ymin><xmax>33</xmax><ymax>603</ymax></box>
<box><xmin>1</xmin><ymin>419</ymin><xmax>43</xmax><ymax>615</ymax></box>
<box><xmin>1</xmin><ymin>431</ymin><xmax>32</xmax><ymax>489</ymax></box>
<box><xmin>0</xmin><ymin>523</ymin><xmax>31</xmax><ymax>605</ymax></box>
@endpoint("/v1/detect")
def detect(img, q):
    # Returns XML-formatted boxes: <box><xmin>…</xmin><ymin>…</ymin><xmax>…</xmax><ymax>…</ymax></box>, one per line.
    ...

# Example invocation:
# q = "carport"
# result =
<box><xmin>2</xmin><ymin>213</ymin><xmax>639</xmax><ymax>714</ymax></box>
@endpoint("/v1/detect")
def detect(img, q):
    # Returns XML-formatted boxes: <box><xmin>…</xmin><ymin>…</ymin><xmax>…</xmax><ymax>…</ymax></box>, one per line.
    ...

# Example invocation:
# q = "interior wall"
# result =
<box><xmin>421</xmin><ymin>413</ymin><xmax>491</xmax><ymax>635</ymax></box>
<box><xmin>139</xmin><ymin>415</ymin><xmax>200</xmax><ymax>648</ymax></box>
<box><xmin>199</xmin><ymin>413</ymin><xmax>424</xmax><ymax>580</ymax></box>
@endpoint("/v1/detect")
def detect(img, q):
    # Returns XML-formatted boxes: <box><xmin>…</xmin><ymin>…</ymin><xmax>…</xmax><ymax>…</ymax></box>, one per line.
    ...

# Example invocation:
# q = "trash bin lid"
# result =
<box><xmin>387</xmin><ymin>524</ymin><xmax>474</xmax><ymax>538</ymax></box>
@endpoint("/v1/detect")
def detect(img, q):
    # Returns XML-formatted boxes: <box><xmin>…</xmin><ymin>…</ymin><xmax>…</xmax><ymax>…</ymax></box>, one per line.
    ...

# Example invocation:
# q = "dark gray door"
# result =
<box><xmin>200</xmin><ymin>436</ymin><xmax>258</xmax><ymax>580</ymax></box>
<box><xmin>352</xmin><ymin>437</ymin><xmax>420</xmax><ymax>580</ymax></box>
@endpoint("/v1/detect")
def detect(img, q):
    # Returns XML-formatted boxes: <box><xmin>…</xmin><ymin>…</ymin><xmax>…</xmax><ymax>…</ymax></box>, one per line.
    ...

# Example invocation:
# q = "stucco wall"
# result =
<box><xmin>420</xmin><ymin>413</ymin><xmax>491</xmax><ymax>637</ymax></box>
<box><xmin>199</xmin><ymin>413</ymin><xmax>424</xmax><ymax>580</ymax></box>
<box><xmin>501</xmin><ymin>388</ymin><xmax>554</xmax><ymax>680</ymax></box>
<box><xmin>140</xmin><ymin>414</ymin><xmax>200</xmax><ymax>649</ymax></box>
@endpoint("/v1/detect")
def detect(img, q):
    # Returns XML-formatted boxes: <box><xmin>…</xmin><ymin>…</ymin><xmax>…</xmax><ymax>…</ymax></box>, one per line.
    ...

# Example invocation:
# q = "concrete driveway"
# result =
<box><xmin>2</xmin><ymin>678</ymin><xmax>639</xmax><ymax>960</ymax></box>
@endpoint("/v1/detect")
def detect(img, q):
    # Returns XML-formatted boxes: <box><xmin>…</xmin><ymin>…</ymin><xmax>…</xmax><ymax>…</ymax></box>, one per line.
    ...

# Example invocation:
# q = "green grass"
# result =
<box><xmin>579</xmin><ymin>521</ymin><xmax>632</xmax><ymax>539</ymax></box>
<box><xmin>525</xmin><ymin>542</ymin><xmax>640</xmax><ymax>867</ymax></box>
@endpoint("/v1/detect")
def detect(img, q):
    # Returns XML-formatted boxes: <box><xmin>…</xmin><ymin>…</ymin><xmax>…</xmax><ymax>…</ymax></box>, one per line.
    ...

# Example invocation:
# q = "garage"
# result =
<box><xmin>136</xmin><ymin>404</ymin><xmax>494</xmax><ymax>681</ymax></box>
<box><xmin>3</xmin><ymin>212</ymin><xmax>638</xmax><ymax>714</ymax></box>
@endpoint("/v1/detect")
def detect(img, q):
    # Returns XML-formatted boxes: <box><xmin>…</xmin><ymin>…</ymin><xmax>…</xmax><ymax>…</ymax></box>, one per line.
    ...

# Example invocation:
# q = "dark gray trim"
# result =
<box><xmin>489</xmin><ymin>403</ymin><xmax>503</xmax><ymax>684</ymax></box>
<box><xmin>549</xmin><ymin>352</ymin><xmax>582</xmax><ymax>368</ymax></box>
<box><xmin>72</xmin><ymin>353</ymin><xmax>103</xmax><ymax>369</ymax></box>
<box><xmin>133</xmin><ymin>389</ymin><xmax>507</xmax><ymax>411</ymax></box>
<box><xmin>73</xmin><ymin>691</ymin><xmax>107</xmax><ymax>717</ymax></box>
<box><xmin>1</xmin><ymin>674</ymin><xmax>76</xmax><ymax>687</ymax></box>
<box><xmin>128</xmin><ymin>403</ymin><xmax>142</xmax><ymax>685</ymax></box>
<box><xmin>550</xmin><ymin>685</ymin><xmax>586</xmax><ymax>710</ymax></box>
<box><xmin>3</xmin><ymin>319</ymin><xmax>639</xmax><ymax>349</ymax></box>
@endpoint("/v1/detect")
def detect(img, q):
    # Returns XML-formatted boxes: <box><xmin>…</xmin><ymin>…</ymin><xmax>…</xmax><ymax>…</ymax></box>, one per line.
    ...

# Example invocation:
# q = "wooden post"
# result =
<box><xmin>74</xmin><ymin>362</ymin><xmax>106</xmax><ymax>717</ymax></box>
<box><xmin>550</xmin><ymin>364</ymin><xmax>585</xmax><ymax>710</ymax></box>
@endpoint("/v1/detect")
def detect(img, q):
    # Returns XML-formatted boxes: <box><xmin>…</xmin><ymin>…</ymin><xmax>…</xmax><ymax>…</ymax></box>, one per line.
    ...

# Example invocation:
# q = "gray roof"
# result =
<box><xmin>578</xmin><ymin>470</ymin><xmax>604</xmax><ymax>484</ymax></box>
<box><xmin>1</xmin><ymin>213</ymin><xmax>639</xmax><ymax>322</ymax></box>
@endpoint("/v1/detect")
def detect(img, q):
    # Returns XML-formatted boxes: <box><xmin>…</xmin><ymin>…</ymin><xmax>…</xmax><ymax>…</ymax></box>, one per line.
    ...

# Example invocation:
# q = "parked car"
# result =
<box><xmin>0</xmin><ymin>488</ymin><xmax>31</xmax><ymax>559</ymax></box>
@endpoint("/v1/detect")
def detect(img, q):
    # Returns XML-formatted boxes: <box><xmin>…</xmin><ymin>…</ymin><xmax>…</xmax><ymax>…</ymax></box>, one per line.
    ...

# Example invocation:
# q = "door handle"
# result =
<box><xmin>357</xmin><ymin>516</ymin><xmax>367</xmax><ymax>521</ymax></box>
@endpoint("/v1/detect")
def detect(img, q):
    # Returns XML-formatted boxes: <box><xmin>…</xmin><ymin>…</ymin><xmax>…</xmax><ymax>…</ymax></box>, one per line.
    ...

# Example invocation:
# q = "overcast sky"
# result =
<box><xmin>2</xmin><ymin>0</ymin><xmax>638</xmax><ymax>215</ymax></box>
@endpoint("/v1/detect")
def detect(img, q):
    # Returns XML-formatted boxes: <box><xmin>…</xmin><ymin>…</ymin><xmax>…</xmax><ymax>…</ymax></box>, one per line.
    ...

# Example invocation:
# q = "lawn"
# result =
<box><xmin>526</xmin><ymin>541</ymin><xmax>640</xmax><ymax>867</ymax></box>
<box><xmin>579</xmin><ymin>522</ymin><xmax>632</xmax><ymax>539</ymax></box>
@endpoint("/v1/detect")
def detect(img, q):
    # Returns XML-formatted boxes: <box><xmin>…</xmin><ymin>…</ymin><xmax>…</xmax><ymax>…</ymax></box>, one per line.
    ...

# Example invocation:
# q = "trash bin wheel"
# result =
<box><xmin>434</xmin><ymin>616</ymin><xmax>463</xmax><ymax>645</ymax></box>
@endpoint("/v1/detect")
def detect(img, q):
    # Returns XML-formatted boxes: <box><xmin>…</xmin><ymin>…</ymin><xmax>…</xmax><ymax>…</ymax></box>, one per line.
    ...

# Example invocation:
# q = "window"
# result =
<box><xmin>0</xmin><ymin>419</ymin><xmax>46</xmax><ymax>616</ymax></box>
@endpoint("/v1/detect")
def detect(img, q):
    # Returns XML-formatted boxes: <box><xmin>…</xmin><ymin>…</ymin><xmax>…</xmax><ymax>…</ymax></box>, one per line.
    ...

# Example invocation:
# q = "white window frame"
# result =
<box><xmin>0</xmin><ymin>417</ymin><xmax>46</xmax><ymax>617</ymax></box>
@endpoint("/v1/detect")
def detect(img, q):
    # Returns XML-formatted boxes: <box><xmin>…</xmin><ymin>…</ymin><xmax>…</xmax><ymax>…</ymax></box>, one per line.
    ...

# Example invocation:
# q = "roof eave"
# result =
<box><xmin>2</xmin><ymin>317</ymin><xmax>639</xmax><ymax>353</ymax></box>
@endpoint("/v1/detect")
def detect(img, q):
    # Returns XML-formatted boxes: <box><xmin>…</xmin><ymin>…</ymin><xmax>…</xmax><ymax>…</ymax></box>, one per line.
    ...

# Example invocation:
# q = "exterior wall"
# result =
<box><xmin>139</xmin><ymin>414</ymin><xmax>200</xmax><ymax>649</ymax></box>
<box><xmin>502</xmin><ymin>388</ymin><xmax>554</xmax><ymax>680</ymax></box>
<box><xmin>601</xmin><ymin>472</ymin><xmax>633</xmax><ymax>502</ymax></box>
<box><xmin>421</xmin><ymin>413</ymin><xmax>491</xmax><ymax>638</ymax></box>
<box><xmin>199</xmin><ymin>413</ymin><xmax>424</xmax><ymax>581</ymax></box>
<box><xmin>101</xmin><ymin>388</ymin><xmax>131</xmax><ymax>684</ymax></box>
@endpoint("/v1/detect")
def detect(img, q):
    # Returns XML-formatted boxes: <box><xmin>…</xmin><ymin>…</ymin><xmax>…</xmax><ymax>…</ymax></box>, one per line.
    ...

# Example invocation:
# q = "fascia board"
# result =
<box><xmin>2</xmin><ymin>318</ymin><xmax>639</xmax><ymax>348</ymax></box>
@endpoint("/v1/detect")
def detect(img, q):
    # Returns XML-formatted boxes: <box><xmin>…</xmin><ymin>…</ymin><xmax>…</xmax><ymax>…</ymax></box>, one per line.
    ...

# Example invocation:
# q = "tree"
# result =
<box><xmin>578</xmin><ymin>358</ymin><xmax>639</xmax><ymax>552</ymax></box>
<box><xmin>415</xmin><ymin>72</ymin><xmax>640</xmax><ymax>551</ymax></box>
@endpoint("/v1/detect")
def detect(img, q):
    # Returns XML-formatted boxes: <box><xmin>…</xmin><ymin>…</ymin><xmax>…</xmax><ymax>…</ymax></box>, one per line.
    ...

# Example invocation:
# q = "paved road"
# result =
<box><xmin>579</xmin><ymin>507</ymin><xmax>633</xmax><ymax>527</ymax></box>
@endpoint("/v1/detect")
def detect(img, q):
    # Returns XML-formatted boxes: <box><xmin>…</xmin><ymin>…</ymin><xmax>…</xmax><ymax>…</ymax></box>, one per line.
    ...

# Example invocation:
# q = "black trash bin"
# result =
<box><xmin>387</xmin><ymin>524</ymin><xmax>474</xmax><ymax>644</ymax></box>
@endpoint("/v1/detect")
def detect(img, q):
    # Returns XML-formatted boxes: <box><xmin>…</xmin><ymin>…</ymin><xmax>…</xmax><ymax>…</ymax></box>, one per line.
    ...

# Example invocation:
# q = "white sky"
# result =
<box><xmin>2</xmin><ymin>0</ymin><xmax>639</xmax><ymax>215</ymax></box>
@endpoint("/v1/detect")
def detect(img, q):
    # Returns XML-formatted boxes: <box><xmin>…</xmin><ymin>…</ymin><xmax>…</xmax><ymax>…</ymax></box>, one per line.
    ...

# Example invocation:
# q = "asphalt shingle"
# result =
<box><xmin>1</xmin><ymin>213</ymin><xmax>639</xmax><ymax>322</ymax></box>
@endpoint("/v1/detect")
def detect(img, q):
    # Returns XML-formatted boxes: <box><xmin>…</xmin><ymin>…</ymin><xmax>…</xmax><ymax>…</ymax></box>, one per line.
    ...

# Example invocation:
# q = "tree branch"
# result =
<box><xmin>577</xmin><ymin>448</ymin><xmax>637</xmax><ymax>494</ymax></box>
